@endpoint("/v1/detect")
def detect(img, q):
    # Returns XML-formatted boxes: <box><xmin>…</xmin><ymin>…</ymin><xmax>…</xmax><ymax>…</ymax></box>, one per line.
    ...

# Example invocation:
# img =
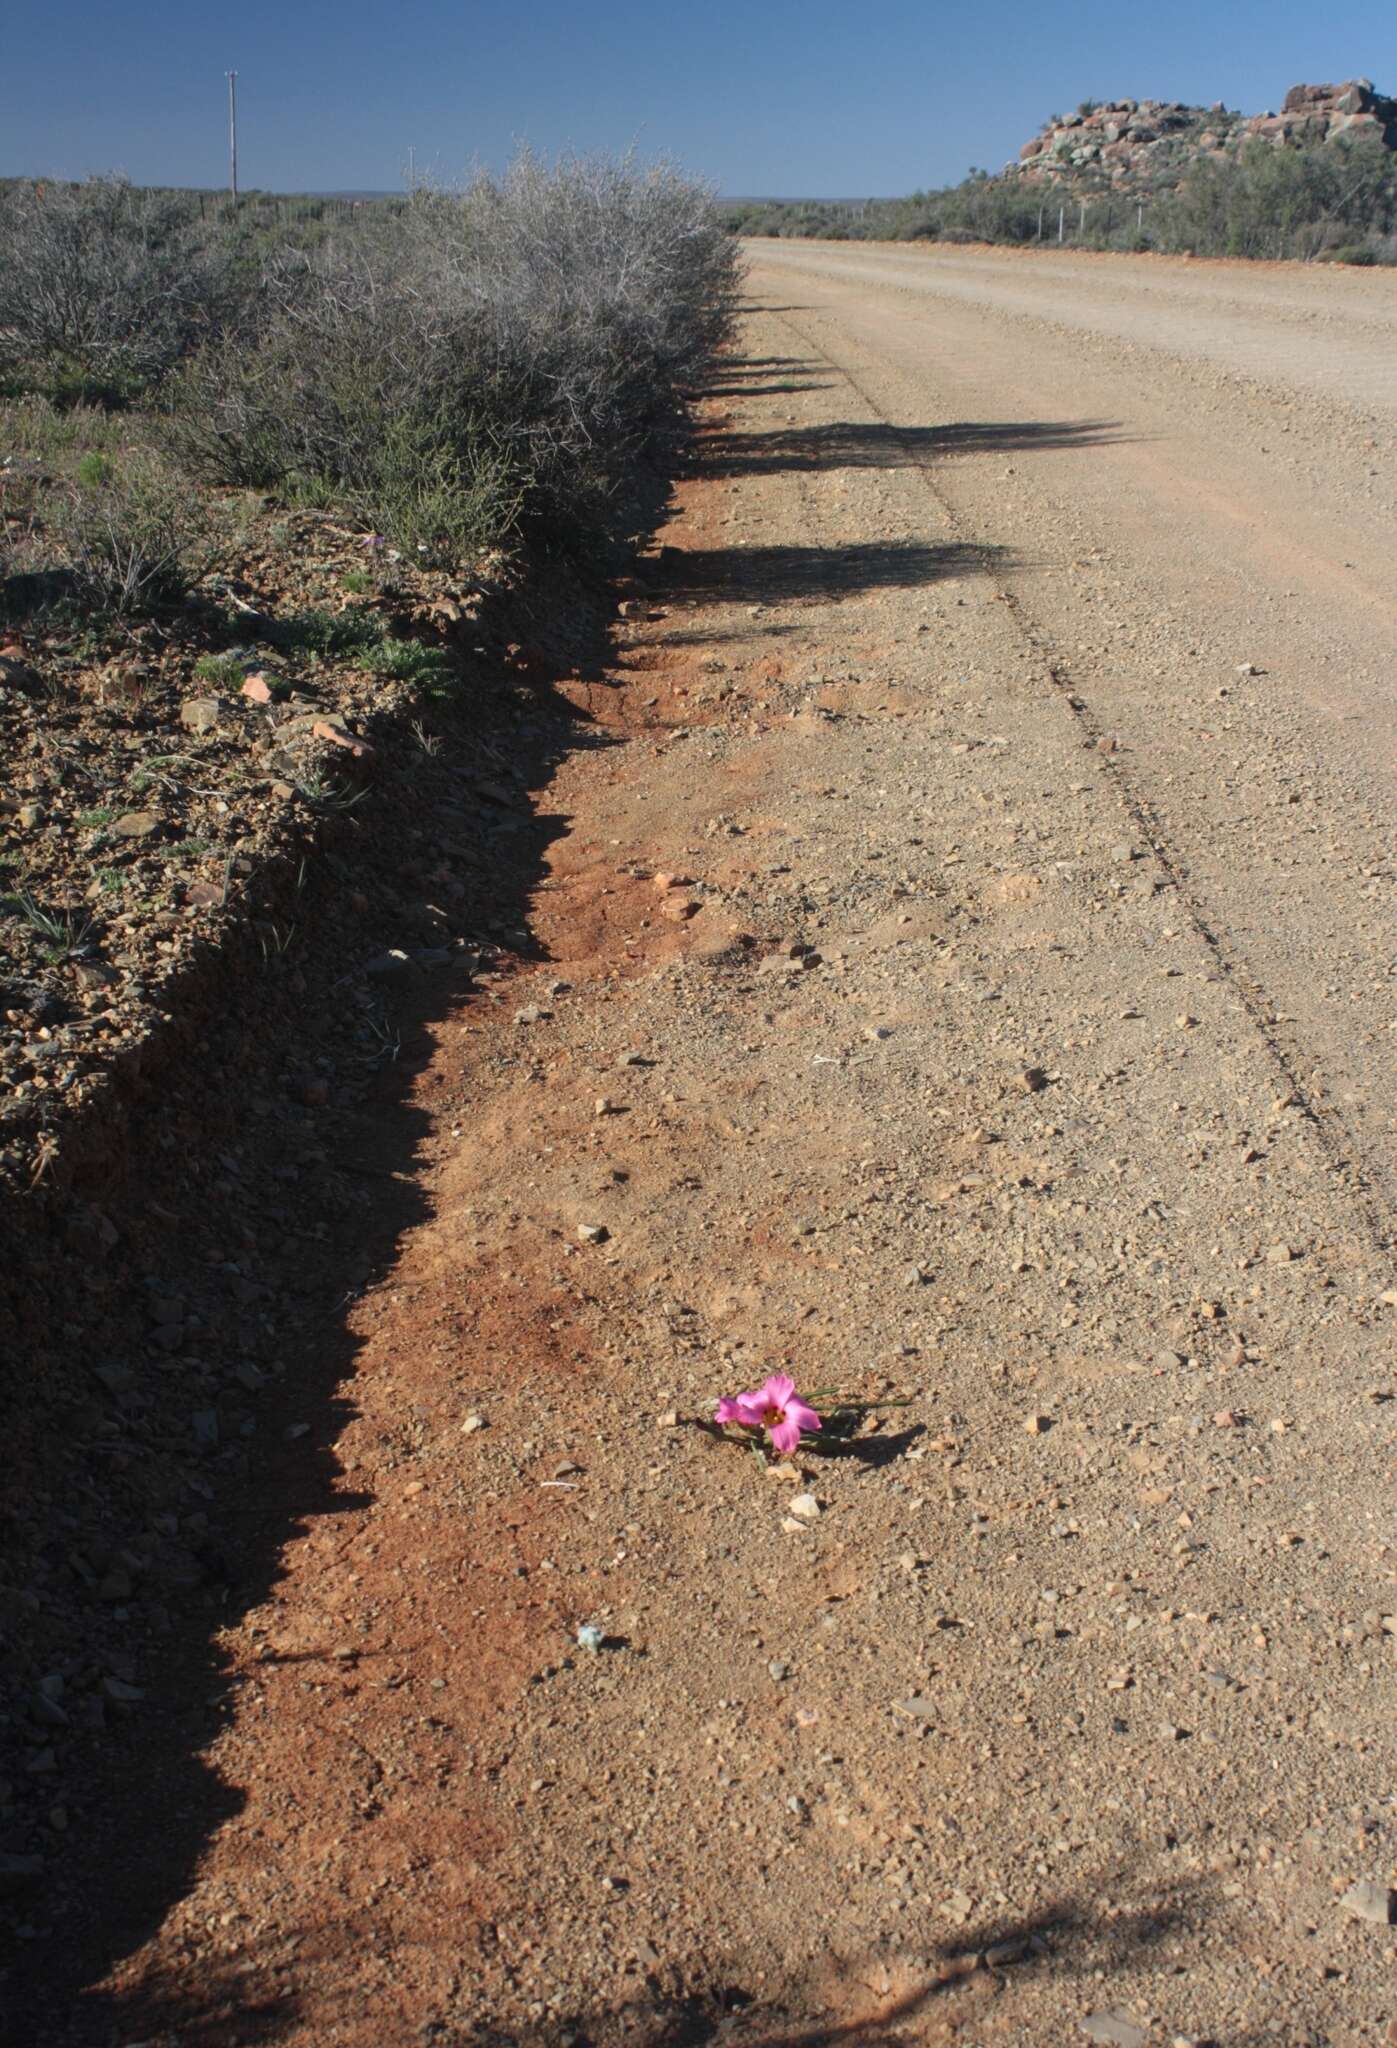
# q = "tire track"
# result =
<box><xmin>771</xmin><ymin>305</ymin><xmax>1395</xmax><ymax>1258</ymax></box>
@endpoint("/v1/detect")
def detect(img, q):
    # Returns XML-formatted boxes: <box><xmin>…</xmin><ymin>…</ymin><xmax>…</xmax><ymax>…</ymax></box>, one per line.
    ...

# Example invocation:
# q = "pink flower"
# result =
<box><xmin>715</xmin><ymin>1394</ymin><xmax>757</xmax><ymax>1427</ymax></box>
<box><xmin>714</xmin><ymin>1374</ymin><xmax>821</xmax><ymax>1457</ymax></box>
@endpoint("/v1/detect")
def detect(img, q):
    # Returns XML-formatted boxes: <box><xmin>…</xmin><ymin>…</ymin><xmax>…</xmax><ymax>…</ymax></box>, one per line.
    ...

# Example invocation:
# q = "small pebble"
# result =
<box><xmin>1080</xmin><ymin>2012</ymin><xmax>1147</xmax><ymax>2048</ymax></box>
<box><xmin>1341</xmin><ymin>1879</ymin><xmax>1395</xmax><ymax>1925</ymax></box>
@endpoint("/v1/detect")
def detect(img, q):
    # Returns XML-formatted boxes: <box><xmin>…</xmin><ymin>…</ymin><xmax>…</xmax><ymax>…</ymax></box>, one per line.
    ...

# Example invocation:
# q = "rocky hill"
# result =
<box><xmin>1010</xmin><ymin>79</ymin><xmax>1397</xmax><ymax>193</ymax></box>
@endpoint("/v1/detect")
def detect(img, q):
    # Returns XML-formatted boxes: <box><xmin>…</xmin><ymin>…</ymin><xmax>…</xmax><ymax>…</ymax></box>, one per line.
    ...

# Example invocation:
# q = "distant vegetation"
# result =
<box><xmin>0</xmin><ymin>158</ymin><xmax>739</xmax><ymax>620</ymax></box>
<box><xmin>726</xmin><ymin>137</ymin><xmax>1397</xmax><ymax>265</ymax></box>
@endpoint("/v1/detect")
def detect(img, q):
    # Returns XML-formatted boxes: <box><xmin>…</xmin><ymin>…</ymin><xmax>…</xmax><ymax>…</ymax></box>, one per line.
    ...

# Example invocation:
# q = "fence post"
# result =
<box><xmin>1058</xmin><ymin>204</ymin><xmax>1065</xmax><ymax>243</ymax></box>
<box><xmin>226</xmin><ymin>70</ymin><xmax>238</xmax><ymax>202</ymax></box>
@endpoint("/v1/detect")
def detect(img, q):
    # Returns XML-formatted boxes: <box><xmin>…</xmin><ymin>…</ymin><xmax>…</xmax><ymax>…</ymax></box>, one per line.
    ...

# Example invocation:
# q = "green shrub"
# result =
<box><xmin>167</xmin><ymin>153</ymin><xmax>738</xmax><ymax>565</ymax></box>
<box><xmin>0</xmin><ymin>176</ymin><xmax>239</xmax><ymax>402</ymax></box>
<box><xmin>42</xmin><ymin>448</ymin><xmax>224</xmax><ymax>615</ymax></box>
<box><xmin>725</xmin><ymin>133</ymin><xmax>1397</xmax><ymax>264</ymax></box>
<box><xmin>345</xmin><ymin>405</ymin><xmax>518</xmax><ymax>567</ymax></box>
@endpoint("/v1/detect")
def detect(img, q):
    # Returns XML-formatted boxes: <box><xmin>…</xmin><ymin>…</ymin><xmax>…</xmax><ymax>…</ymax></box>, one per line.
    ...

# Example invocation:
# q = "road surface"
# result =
<box><xmin>748</xmin><ymin>238</ymin><xmax>1397</xmax><ymax>1226</ymax></box>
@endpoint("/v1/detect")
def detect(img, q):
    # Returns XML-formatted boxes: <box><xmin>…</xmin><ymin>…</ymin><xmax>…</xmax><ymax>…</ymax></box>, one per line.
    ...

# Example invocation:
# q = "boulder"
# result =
<box><xmin>1333</xmin><ymin>113</ymin><xmax>1385</xmax><ymax>140</ymax></box>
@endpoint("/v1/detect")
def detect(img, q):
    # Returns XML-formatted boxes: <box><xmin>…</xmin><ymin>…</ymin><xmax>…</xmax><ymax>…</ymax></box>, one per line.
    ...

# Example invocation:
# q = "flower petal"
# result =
<box><xmin>714</xmin><ymin>1397</ymin><xmax>748</xmax><ymax>1425</ymax></box>
<box><xmin>785</xmin><ymin>1398</ymin><xmax>822</xmax><ymax>1435</ymax></box>
<box><xmin>763</xmin><ymin>1373</ymin><xmax>796</xmax><ymax>1408</ymax></box>
<box><xmin>768</xmin><ymin>1416</ymin><xmax>802</xmax><ymax>1456</ymax></box>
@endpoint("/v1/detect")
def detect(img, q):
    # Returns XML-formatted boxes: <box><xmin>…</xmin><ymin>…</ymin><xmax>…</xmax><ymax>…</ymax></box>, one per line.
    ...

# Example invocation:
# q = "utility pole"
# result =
<box><xmin>408</xmin><ymin>145</ymin><xmax>416</xmax><ymax>190</ymax></box>
<box><xmin>226</xmin><ymin>70</ymin><xmax>238</xmax><ymax>201</ymax></box>
<box><xmin>1058</xmin><ymin>203</ymin><xmax>1065</xmax><ymax>244</ymax></box>
<box><xmin>1079</xmin><ymin>197</ymin><xmax>1087</xmax><ymax>240</ymax></box>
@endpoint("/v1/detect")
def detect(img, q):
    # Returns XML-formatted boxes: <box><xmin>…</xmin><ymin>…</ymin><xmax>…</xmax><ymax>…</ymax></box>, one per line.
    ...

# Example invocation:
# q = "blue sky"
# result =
<box><xmin>5</xmin><ymin>1</ymin><xmax>1395</xmax><ymax>196</ymax></box>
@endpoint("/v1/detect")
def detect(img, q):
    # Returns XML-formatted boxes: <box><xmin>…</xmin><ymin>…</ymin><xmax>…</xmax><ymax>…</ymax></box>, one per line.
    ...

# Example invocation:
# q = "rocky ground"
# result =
<box><xmin>4</xmin><ymin>252</ymin><xmax>1397</xmax><ymax>2046</ymax></box>
<box><xmin>0</xmin><ymin>500</ymin><xmax>506</xmax><ymax>1201</ymax></box>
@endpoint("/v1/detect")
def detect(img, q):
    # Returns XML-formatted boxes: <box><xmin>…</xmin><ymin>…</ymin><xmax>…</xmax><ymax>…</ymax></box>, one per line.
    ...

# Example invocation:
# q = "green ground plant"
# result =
<box><xmin>43</xmin><ymin>447</ymin><xmax>229</xmax><ymax>616</ymax></box>
<box><xmin>192</xmin><ymin>651</ymin><xmax>249</xmax><ymax>688</ymax></box>
<box><xmin>362</xmin><ymin>636</ymin><xmax>455</xmax><ymax>685</ymax></box>
<box><xmin>2</xmin><ymin>890</ymin><xmax>94</xmax><ymax>960</ymax></box>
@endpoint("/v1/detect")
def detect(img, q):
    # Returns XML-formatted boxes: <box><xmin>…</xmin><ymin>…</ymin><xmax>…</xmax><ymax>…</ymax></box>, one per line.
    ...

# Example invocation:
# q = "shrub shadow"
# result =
<box><xmin>83</xmin><ymin>1875</ymin><xmax>1222</xmax><ymax>2046</ymax></box>
<box><xmin>659</xmin><ymin>539</ymin><xmax>1010</xmax><ymax>606</ymax></box>
<box><xmin>0</xmin><ymin>530</ymin><xmax>642</xmax><ymax>2041</ymax></box>
<box><xmin>700</xmin><ymin>417</ymin><xmax>1126</xmax><ymax>480</ymax></box>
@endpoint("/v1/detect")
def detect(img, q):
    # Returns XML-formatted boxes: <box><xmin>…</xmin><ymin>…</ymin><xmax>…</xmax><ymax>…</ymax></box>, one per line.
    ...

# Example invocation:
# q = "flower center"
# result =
<box><xmin>763</xmin><ymin>1403</ymin><xmax>785</xmax><ymax>1426</ymax></box>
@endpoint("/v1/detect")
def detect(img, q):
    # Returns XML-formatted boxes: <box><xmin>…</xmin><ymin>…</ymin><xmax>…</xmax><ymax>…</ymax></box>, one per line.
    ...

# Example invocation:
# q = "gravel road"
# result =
<box><xmin>750</xmin><ymin>239</ymin><xmax>1397</xmax><ymax>1233</ymax></box>
<box><xmin>71</xmin><ymin>256</ymin><xmax>1397</xmax><ymax>2046</ymax></box>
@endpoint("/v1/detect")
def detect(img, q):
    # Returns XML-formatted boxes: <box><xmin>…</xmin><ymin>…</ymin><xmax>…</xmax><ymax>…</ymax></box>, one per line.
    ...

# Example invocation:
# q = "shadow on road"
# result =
<box><xmin>701</xmin><ymin>416</ymin><xmax>1126</xmax><ymax>479</ymax></box>
<box><xmin>659</xmin><ymin>538</ymin><xmax>1010</xmax><ymax>606</ymax></box>
<box><xmin>702</xmin><ymin>381</ymin><xmax>840</xmax><ymax>399</ymax></box>
<box><xmin>80</xmin><ymin>1876</ymin><xmax>1219</xmax><ymax>2046</ymax></box>
<box><xmin>0</xmin><ymin>529</ymin><xmax>643</xmax><ymax>2041</ymax></box>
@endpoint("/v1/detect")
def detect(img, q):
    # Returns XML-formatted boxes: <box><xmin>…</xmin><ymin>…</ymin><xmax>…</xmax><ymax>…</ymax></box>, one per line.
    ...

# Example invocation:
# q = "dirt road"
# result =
<box><xmin>50</xmin><ymin>250</ymin><xmax>1397</xmax><ymax>2045</ymax></box>
<box><xmin>748</xmin><ymin>239</ymin><xmax>1397</xmax><ymax>1233</ymax></box>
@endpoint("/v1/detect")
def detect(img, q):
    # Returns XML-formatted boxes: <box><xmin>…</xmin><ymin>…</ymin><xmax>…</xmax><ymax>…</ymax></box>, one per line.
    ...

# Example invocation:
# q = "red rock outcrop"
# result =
<box><xmin>1246</xmin><ymin>79</ymin><xmax>1397</xmax><ymax>148</ymax></box>
<box><xmin>1007</xmin><ymin>79</ymin><xmax>1396</xmax><ymax>193</ymax></box>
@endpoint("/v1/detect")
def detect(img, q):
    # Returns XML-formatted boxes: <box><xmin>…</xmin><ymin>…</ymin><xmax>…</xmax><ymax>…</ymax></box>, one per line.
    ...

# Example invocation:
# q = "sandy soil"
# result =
<box><xmin>24</xmin><ymin>250</ymin><xmax>1397</xmax><ymax>2046</ymax></box>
